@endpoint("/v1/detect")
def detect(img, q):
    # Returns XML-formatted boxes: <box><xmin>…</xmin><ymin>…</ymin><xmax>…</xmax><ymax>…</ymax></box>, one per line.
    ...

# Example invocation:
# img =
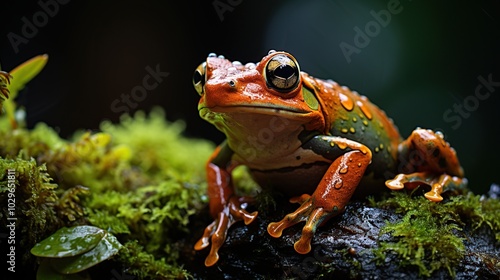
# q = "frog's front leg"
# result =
<box><xmin>194</xmin><ymin>142</ymin><xmax>258</xmax><ymax>267</ymax></box>
<box><xmin>267</xmin><ymin>136</ymin><xmax>372</xmax><ymax>254</ymax></box>
<box><xmin>385</xmin><ymin>128</ymin><xmax>466</xmax><ymax>202</ymax></box>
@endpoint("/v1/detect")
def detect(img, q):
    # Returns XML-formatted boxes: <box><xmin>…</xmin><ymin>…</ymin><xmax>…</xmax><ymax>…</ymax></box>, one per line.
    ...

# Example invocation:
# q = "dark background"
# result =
<box><xmin>1</xmin><ymin>0</ymin><xmax>499</xmax><ymax>193</ymax></box>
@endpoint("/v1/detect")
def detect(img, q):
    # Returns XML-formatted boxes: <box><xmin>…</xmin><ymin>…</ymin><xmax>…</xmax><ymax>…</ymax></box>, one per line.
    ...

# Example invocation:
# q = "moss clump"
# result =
<box><xmin>371</xmin><ymin>191</ymin><xmax>500</xmax><ymax>277</ymax></box>
<box><xmin>100</xmin><ymin>109</ymin><xmax>213</xmax><ymax>182</ymax></box>
<box><xmin>116</xmin><ymin>241</ymin><xmax>190</xmax><ymax>280</ymax></box>
<box><xmin>0</xmin><ymin>108</ymin><xmax>214</xmax><ymax>279</ymax></box>
<box><xmin>0</xmin><ymin>157</ymin><xmax>60</xmax><ymax>265</ymax></box>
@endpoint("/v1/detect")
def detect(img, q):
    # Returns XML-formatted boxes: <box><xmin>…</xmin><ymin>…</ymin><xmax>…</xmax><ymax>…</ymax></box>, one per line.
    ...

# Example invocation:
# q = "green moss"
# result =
<box><xmin>116</xmin><ymin>241</ymin><xmax>191</xmax><ymax>280</ymax></box>
<box><xmin>0</xmin><ymin>108</ymin><xmax>214</xmax><ymax>278</ymax></box>
<box><xmin>371</xmin><ymin>191</ymin><xmax>500</xmax><ymax>277</ymax></box>
<box><xmin>100</xmin><ymin>108</ymin><xmax>213</xmax><ymax>182</ymax></box>
<box><xmin>0</xmin><ymin>157</ymin><xmax>61</xmax><ymax>264</ymax></box>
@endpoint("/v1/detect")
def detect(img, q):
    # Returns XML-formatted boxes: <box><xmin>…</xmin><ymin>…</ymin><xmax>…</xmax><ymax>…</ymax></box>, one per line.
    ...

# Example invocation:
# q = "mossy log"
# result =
<box><xmin>182</xmin><ymin>192</ymin><xmax>500</xmax><ymax>280</ymax></box>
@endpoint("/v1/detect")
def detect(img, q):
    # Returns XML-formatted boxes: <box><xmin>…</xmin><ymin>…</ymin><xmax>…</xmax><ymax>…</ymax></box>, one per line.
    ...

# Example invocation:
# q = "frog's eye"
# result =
<box><xmin>265</xmin><ymin>54</ymin><xmax>300</xmax><ymax>93</ymax></box>
<box><xmin>193</xmin><ymin>62</ymin><xmax>206</xmax><ymax>96</ymax></box>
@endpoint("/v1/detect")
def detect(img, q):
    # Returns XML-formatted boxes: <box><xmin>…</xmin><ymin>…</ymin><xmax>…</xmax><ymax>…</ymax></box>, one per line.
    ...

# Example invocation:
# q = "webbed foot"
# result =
<box><xmin>267</xmin><ymin>194</ymin><xmax>335</xmax><ymax>254</ymax></box>
<box><xmin>386</xmin><ymin>128</ymin><xmax>467</xmax><ymax>202</ymax></box>
<box><xmin>386</xmin><ymin>172</ymin><xmax>466</xmax><ymax>202</ymax></box>
<box><xmin>194</xmin><ymin>196</ymin><xmax>258</xmax><ymax>266</ymax></box>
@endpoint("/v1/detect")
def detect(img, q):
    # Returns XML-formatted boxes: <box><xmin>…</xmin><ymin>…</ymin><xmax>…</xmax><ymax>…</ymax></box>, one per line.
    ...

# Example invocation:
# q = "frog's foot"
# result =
<box><xmin>194</xmin><ymin>196</ymin><xmax>258</xmax><ymax>267</ymax></box>
<box><xmin>267</xmin><ymin>194</ymin><xmax>333</xmax><ymax>254</ymax></box>
<box><xmin>268</xmin><ymin>149</ymin><xmax>371</xmax><ymax>254</ymax></box>
<box><xmin>386</xmin><ymin>172</ymin><xmax>466</xmax><ymax>202</ymax></box>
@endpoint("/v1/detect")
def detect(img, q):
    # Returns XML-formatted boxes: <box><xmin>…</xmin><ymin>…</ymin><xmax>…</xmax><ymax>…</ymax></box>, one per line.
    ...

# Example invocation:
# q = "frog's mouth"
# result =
<box><xmin>199</xmin><ymin>104</ymin><xmax>310</xmax><ymax>116</ymax></box>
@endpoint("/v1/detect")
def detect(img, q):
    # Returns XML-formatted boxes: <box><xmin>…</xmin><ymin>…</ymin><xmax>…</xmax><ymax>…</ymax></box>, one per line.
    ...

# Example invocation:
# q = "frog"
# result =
<box><xmin>192</xmin><ymin>50</ymin><xmax>466</xmax><ymax>267</ymax></box>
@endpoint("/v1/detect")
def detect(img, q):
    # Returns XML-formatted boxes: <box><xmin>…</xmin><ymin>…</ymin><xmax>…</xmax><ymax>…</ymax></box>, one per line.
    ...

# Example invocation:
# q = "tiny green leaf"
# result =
<box><xmin>49</xmin><ymin>232</ymin><xmax>122</xmax><ymax>274</ymax></box>
<box><xmin>8</xmin><ymin>54</ymin><xmax>48</xmax><ymax>99</ymax></box>
<box><xmin>31</xmin><ymin>226</ymin><xmax>106</xmax><ymax>258</ymax></box>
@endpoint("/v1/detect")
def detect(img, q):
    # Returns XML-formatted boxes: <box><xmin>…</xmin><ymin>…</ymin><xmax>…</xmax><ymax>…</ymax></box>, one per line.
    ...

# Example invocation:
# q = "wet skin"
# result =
<box><xmin>192</xmin><ymin>50</ymin><xmax>466</xmax><ymax>267</ymax></box>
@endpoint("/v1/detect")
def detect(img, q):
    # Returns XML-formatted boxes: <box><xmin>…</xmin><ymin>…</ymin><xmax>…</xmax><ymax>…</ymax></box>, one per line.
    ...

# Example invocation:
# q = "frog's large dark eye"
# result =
<box><xmin>193</xmin><ymin>62</ymin><xmax>206</xmax><ymax>96</ymax></box>
<box><xmin>265</xmin><ymin>54</ymin><xmax>300</xmax><ymax>92</ymax></box>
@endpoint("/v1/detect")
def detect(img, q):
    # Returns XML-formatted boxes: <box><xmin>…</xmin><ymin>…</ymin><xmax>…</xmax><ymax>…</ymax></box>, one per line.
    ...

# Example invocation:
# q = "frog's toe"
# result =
<box><xmin>194</xmin><ymin>221</ymin><xmax>216</xmax><ymax>251</ymax></box>
<box><xmin>424</xmin><ymin>174</ymin><xmax>466</xmax><ymax>202</ymax></box>
<box><xmin>424</xmin><ymin>183</ymin><xmax>444</xmax><ymax>202</ymax></box>
<box><xmin>385</xmin><ymin>174</ymin><xmax>407</xmax><ymax>190</ymax></box>
<box><xmin>267</xmin><ymin>197</ymin><xmax>314</xmax><ymax>238</ymax></box>
<box><xmin>386</xmin><ymin>172</ymin><xmax>467</xmax><ymax>203</ymax></box>
<box><xmin>195</xmin><ymin>196</ymin><xmax>258</xmax><ymax>267</ymax></box>
<box><xmin>268</xmin><ymin>196</ymin><xmax>331</xmax><ymax>254</ymax></box>
<box><xmin>294</xmin><ymin>207</ymin><xmax>326</xmax><ymax>254</ymax></box>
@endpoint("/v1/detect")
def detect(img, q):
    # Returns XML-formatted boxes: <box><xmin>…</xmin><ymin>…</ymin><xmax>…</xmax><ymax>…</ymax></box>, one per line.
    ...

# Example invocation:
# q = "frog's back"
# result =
<box><xmin>302</xmin><ymin>73</ymin><xmax>401</xmax><ymax>185</ymax></box>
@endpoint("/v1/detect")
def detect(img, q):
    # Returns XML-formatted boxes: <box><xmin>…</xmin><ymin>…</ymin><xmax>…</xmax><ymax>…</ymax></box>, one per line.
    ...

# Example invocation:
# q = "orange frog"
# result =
<box><xmin>192</xmin><ymin>50</ymin><xmax>466</xmax><ymax>266</ymax></box>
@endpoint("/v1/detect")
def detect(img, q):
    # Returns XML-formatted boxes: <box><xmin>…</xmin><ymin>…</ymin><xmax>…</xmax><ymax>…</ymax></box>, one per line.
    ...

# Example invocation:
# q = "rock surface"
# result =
<box><xmin>181</xmin><ymin>196</ymin><xmax>500</xmax><ymax>280</ymax></box>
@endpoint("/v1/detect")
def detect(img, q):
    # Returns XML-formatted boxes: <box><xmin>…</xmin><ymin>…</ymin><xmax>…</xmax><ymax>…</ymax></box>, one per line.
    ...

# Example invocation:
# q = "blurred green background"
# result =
<box><xmin>1</xmin><ymin>0</ymin><xmax>499</xmax><ymax>193</ymax></box>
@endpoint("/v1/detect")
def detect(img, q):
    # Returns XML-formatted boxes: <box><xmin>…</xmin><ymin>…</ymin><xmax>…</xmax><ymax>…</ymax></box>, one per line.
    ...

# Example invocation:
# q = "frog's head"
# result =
<box><xmin>193</xmin><ymin>50</ymin><xmax>325</xmax><ymax>140</ymax></box>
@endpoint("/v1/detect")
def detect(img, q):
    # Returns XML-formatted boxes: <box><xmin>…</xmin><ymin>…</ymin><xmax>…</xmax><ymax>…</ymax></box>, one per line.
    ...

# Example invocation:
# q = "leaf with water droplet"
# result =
<box><xmin>31</xmin><ymin>226</ymin><xmax>106</xmax><ymax>258</ymax></box>
<box><xmin>50</xmin><ymin>232</ymin><xmax>122</xmax><ymax>274</ymax></box>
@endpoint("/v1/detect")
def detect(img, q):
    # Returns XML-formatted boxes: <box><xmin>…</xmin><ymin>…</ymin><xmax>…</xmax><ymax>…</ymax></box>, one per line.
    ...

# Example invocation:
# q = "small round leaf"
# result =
<box><xmin>50</xmin><ymin>232</ymin><xmax>123</xmax><ymax>274</ymax></box>
<box><xmin>31</xmin><ymin>226</ymin><xmax>106</xmax><ymax>258</ymax></box>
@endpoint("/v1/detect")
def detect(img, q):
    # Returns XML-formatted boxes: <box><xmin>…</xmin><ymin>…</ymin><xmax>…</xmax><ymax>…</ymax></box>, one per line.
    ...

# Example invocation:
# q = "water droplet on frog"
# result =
<box><xmin>340</xmin><ymin>166</ymin><xmax>348</xmax><ymax>174</ymax></box>
<box><xmin>333</xmin><ymin>178</ymin><xmax>343</xmax><ymax>189</ymax></box>
<box><xmin>356</xmin><ymin>100</ymin><xmax>373</xmax><ymax>120</ymax></box>
<box><xmin>217</xmin><ymin>55</ymin><xmax>225</xmax><ymax>59</ymax></box>
<box><xmin>208</xmin><ymin>53</ymin><xmax>217</xmax><ymax>57</ymax></box>
<box><xmin>435</xmin><ymin>131</ymin><xmax>444</xmax><ymax>139</ymax></box>
<box><xmin>44</xmin><ymin>245</ymin><xmax>51</xmax><ymax>250</ymax></box>
<box><xmin>338</xmin><ymin>143</ymin><xmax>347</xmax><ymax>150</ymax></box>
<box><xmin>59</xmin><ymin>236</ymin><xmax>67</xmax><ymax>243</ymax></box>
<box><xmin>268</xmin><ymin>50</ymin><xmax>277</xmax><ymax>54</ymax></box>
<box><xmin>339</xmin><ymin>93</ymin><xmax>354</xmax><ymax>111</ymax></box>
<box><xmin>245</xmin><ymin>63</ymin><xmax>256</xmax><ymax>69</ymax></box>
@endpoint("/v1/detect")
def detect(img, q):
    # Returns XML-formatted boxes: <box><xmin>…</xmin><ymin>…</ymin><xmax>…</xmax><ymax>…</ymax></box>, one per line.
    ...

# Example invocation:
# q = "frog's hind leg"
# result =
<box><xmin>386</xmin><ymin>171</ymin><xmax>466</xmax><ymax>202</ymax></box>
<box><xmin>385</xmin><ymin>128</ymin><xmax>467</xmax><ymax>202</ymax></box>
